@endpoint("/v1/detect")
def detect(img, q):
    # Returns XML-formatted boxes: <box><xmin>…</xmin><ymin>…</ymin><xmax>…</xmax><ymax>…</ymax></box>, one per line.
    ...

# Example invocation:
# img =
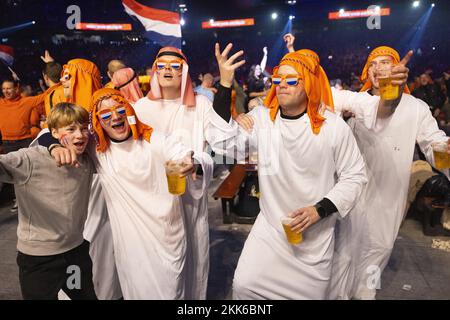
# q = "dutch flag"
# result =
<box><xmin>0</xmin><ymin>45</ymin><xmax>14</xmax><ymax>67</ymax></box>
<box><xmin>122</xmin><ymin>0</ymin><xmax>182</xmax><ymax>48</ymax></box>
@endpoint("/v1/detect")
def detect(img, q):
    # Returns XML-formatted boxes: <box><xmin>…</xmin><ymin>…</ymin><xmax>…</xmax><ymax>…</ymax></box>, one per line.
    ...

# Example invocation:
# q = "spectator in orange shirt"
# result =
<box><xmin>0</xmin><ymin>78</ymin><xmax>44</xmax><ymax>152</ymax></box>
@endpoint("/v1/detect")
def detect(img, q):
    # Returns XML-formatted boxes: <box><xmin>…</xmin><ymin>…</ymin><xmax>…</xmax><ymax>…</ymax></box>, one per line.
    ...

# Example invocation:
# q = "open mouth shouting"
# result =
<box><xmin>163</xmin><ymin>72</ymin><xmax>174</xmax><ymax>80</ymax></box>
<box><xmin>71</xmin><ymin>139</ymin><xmax>88</xmax><ymax>154</ymax></box>
<box><xmin>111</xmin><ymin>121</ymin><xmax>126</xmax><ymax>134</ymax></box>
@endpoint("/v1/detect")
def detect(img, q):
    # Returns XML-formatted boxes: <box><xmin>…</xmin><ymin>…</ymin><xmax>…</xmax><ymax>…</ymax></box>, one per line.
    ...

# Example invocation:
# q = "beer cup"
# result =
<box><xmin>165</xmin><ymin>161</ymin><xmax>187</xmax><ymax>195</ymax></box>
<box><xmin>432</xmin><ymin>141</ymin><xmax>450</xmax><ymax>170</ymax></box>
<box><xmin>281</xmin><ymin>216</ymin><xmax>302</xmax><ymax>245</ymax></box>
<box><xmin>377</xmin><ymin>68</ymin><xmax>399</xmax><ymax>100</ymax></box>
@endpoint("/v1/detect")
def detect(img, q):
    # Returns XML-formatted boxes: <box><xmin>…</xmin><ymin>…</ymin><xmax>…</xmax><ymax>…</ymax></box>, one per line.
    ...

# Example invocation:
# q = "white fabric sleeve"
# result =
<box><xmin>331</xmin><ymin>87</ymin><xmax>379</xmax><ymax>130</ymax></box>
<box><xmin>260</xmin><ymin>51</ymin><xmax>267</xmax><ymax>72</ymax></box>
<box><xmin>186</xmin><ymin>151</ymin><xmax>214</xmax><ymax>200</ymax></box>
<box><xmin>204</xmin><ymin>102</ymin><xmax>258</xmax><ymax>161</ymax></box>
<box><xmin>324</xmin><ymin>117</ymin><xmax>368</xmax><ymax>218</ymax></box>
<box><xmin>0</xmin><ymin>149</ymin><xmax>32</xmax><ymax>185</ymax></box>
<box><xmin>415</xmin><ymin>98</ymin><xmax>449</xmax><ymax>174</ymax></box>
<box><xmin>156</xmin><ymin>132</ymin><xmax>193</xmax><ymax>162</ymax></box>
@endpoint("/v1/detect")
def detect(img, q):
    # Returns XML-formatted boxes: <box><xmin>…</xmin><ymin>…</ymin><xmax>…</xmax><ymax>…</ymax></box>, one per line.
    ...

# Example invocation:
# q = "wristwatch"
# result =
<box><xmin>314</xmin><ymin>203</ymin><xmax>327</xmax><ymax>219</ymax></box>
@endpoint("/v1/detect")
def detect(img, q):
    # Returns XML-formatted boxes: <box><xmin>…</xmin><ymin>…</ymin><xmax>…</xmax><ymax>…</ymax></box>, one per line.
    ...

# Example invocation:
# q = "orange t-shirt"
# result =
<box><xmin>44</xmin><ymin>84</ymin><xmax>66</xmax><ymax>117</ymax></box>
<box><xmin>0</xmin><ymin>94</ymin><xmax>45</xmax><ymax>141</ymax></box>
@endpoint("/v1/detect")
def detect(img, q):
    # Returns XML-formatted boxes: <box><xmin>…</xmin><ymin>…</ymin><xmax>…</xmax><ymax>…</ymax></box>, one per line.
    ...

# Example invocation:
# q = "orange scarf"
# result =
<box><xmin>296</xmin><ymin>49</ymin><xmax>334</xmax><ymax>112</ymax></box>
<box><xmin>90</xmin><ymin>88</ymin><xmax>153</xmax><ymax>153</ymax></box>
<box><xmin>360</xmin><ymin>46</ymin><xmax>410</xmax><ymax>94</ymax></box>
<box><xmin>64</xmin><ymin>59</ymin><xmax>102</xmax><ymax>111</ymax></box>
<box><xmin>264</xmin><ymin>50</ymin><xmax>332</xmax><ymax>134</ymax></box>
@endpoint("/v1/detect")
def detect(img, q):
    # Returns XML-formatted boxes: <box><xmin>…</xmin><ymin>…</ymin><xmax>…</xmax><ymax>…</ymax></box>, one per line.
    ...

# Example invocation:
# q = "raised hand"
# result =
<box><xmin>283</xmin><ymin>33</ymin><xmax>295</xmax><ymax>53</ymax></box>
<box><xmin>391</xmin><ymin>50</ymin><xmax>413</xmax><ymax>87</ymax></box>
<box><xmin>215</xmin><ymin>43</ymin><xmax>246</xmax><ymax>88</ymax></box>
<box><xmin>40</xmin><ymin>50</ymin><xmax>55</xmax><ymax>63</ymax></box>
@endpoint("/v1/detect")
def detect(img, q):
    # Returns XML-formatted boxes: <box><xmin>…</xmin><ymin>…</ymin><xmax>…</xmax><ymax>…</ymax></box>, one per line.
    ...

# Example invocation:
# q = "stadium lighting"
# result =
<box><xmin>286</xmin><ymin>0</ymin><xmax>297</xmax><ymax>4</ymax></box>
<box><xmin>339</xmin><ymin>8</ymin><xmax>345</xmax><ymax>14</ymax></box>
<box><xmin>32</xmin><ymin>21</ymin><xmax>36</xmax><ymax>24</ymax></box>
<box><xmin>271</xmin><ymin>12</ymin><xmax>278</xmax><ymax>20</ymax></box>
<box><xmin>328</xmin><ymin>55</ymin><xmax>333</xmax><ymax>60</ymax></box>
<box><xmin>431</xmin><ymin>3</ymin><xmax>435</xmax><ymax>7</ymax></box>
<box><xmin>179</xmin><ymin>4</ymin><xmax>187</xmax><ymax>13</ymax></box>
<box><xmin>180</xmin><ymin>18</ymin><xmax>185</xmax><ymax>26</ymax></box>
<box><xmin>412</xmin><ymin>1</ymin><xmax>420</xmax><ymax>8</ymax></box>
<box><xmin>289</xmin><ymin>15</ymin><xmax>295</xmax><ymax>20</ymax></box>
<box><xmin>209</xmin><ymin>19</ymin><xmax>214</xmax><ymax>24</ymax></box>
<box><xmin>432</xmin><ymin>46</ymin><xmax>436</xmax><ymax>50</ymax></box>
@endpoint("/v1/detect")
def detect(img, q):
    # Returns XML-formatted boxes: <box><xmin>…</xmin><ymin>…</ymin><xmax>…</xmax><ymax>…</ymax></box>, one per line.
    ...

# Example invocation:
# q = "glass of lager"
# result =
<box><xmin>432</xmin><ymin>141</ymin><xmax>450</xmax><ymax>170</ymax></box>
<box><xmin>281</xmin><ymin>216</ymin><xmax>302</xmax><ymax>245</ymax></box>
<box><xmin>377</xmin><ymin>67</ymin><xmax>399</xmax><ymax>100</ymax></box>
<box><xmin>165</xmin><ymin>161</ymin><xmax>187</xmax><ymax>195</ymax></box>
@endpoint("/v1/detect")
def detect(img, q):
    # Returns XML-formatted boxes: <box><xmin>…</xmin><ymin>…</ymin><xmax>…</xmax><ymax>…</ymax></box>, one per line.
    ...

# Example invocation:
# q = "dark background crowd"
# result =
<box><xmin>1</xmin><ymin>0</ymin><xmax>449</xmax><ymax>124</ymax></box>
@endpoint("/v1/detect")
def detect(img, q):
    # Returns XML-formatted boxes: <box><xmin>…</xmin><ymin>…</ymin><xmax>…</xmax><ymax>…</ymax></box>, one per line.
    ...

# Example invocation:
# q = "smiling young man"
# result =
<box><xmin>212</xmin><ymin>46</ymin><xmax>367</xmax><ymax>299</ymax></box>
<box><xmin>50</xmin><ymin>88</ymin><xmax>196</xmax><ymax>299</ymax></box>
<box><xmin>132</xmin><ymin>46</ymin><xmax>243</xmax><ymax>299</ymax></box>
<box><xmin>0</xmin><ymin>103</ymin><xmax>96</xmax><ymax>300</ymax></box>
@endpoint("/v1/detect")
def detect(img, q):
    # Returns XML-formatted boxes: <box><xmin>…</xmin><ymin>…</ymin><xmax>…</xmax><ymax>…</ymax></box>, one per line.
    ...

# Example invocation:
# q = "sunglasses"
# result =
<box><xmin>96</xmin><ymin>105</ymin><xmax>127</xmax><ymax>122</ymax></box>
<box><xmin>271</xmin><ymin>74</ymin><xmax>303</xmax><ymax>86</ymax></box>
<box><xmin>155</xmin><ymin>59</ymin><xmax>183</xmax><ymax>71</ymax></box>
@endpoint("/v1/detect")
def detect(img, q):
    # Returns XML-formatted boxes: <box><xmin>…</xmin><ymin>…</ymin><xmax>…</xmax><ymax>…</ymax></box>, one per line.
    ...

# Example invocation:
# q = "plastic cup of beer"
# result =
<box><xmin>281</xmin><ymin>216</ymin><xmax>302</xmax><ymax>245</ymax></box>
<box><xmin>377</xmin><ymin>68</ymin><xmax>399</xmax><ymax>100</ymax></box>
<box><xmin>432</xmin><ymin>141</ymin><xmax>450</xmax><ymax>170</ymax></box>
<box><xmin>165</xmin><ymin>161</ymin><xmax>187</xmax><ymax>195</ymax></box>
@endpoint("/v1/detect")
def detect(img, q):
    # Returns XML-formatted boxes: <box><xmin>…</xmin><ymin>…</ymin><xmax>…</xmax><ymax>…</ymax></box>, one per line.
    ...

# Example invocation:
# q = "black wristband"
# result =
<box><xmin>212</xmin><ymin>84</ymin><xmax>232</xmax><ymax>121</ymax></box>
<box><xmin>315</xmin><ymin>198</ymin><xmax>338</xmax><ymax>219</ymax></box>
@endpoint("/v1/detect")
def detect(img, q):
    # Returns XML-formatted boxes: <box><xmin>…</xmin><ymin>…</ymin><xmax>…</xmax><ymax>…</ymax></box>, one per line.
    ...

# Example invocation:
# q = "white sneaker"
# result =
<box><xmin>10</xmin><ymin>199</ymin><xmax>18</xmax><ymax>212</ymax></box>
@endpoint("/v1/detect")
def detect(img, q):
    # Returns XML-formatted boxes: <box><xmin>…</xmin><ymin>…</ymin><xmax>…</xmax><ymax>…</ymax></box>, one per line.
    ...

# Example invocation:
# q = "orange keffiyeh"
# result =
<box><xmin>63</xmin><ymin>59</ymin><xmax>102</xmax><ymax>111</ymax></box>
<box><xmin>90</xmin><ymin>88</ymin><xmax>153</xmax><ymax>153</ymax></box>
<box><xmin>360</xmin><ymin>46</ymin><xmax>410</xmax><ymax>94</ymax></box>
<box><xmin>264</xmin><ymin>50</ymin><xmax>333</xmax><ymax>134</ymax></box>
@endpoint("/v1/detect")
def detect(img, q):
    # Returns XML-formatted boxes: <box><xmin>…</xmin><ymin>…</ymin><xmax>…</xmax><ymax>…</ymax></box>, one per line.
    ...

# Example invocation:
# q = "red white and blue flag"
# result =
<box><xmin>122</xmin><ymin>0</ymin><xmax>182</xmax><ymax>48</ymax></box>
<box><xmin>0</xmin><ymin>45</ymin><xmax>14</xmax><ymax>67</ymax></box>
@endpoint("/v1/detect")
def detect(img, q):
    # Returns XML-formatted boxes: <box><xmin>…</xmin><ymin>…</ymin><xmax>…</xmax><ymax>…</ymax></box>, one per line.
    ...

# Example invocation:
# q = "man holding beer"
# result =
<box><xmin>48</xmin><ymin>88</ymin><xmax>197</xmax><ymax>299</ymax></box>
<box><xmin>283</xmin><ymin>35</ymin><xmax>450</xmax><ymax>299</ymax></box>
<box><xmin>328</xmin><ymin>46</ymin><xmax>450</xmax><ymax>300</ymax></box>
<box><xmin>212</xmin><ymin>46</ymin><xmax>368</xmax><ymax>299</ymax></box>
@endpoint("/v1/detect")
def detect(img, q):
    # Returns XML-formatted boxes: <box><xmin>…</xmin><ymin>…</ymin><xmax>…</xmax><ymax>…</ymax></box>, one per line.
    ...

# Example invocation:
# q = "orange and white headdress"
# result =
<box><xmin>90</xmin><ymin>88</ymin><xmax>153</xmax><ymax>153</ymax></box>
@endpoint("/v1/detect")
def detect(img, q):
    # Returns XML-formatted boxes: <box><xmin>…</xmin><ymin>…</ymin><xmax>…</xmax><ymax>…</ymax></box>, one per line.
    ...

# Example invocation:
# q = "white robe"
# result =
<box><xmin>83</xmin><ymin>175</ymin><xmax>122</xmax><ymax>300</ymax></box>
<box><xmin>228</xmin><ymin>107</ymin><xmax>367</xmax><ymax>300</ymax></box>
<box><xmin>94</xmin><ymin>134</ymin><xmax>191</xmax><ymax>299</ymax></box>
<box><xmin>329</xmin><ymin>89</ymin><xmax>448</xmax><ymax>300</ymax></box>
<box><xmin>133</xmin><ymin>95</ymin><xmax>231</xmax><ymax>299</ymax></box>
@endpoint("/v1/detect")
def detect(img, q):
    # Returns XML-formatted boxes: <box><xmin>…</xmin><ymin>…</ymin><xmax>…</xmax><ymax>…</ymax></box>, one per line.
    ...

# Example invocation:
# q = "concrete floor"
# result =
<box><xmin>1</xmin><ymin>176</ymin><xmax>449</xmax><ymax>300</ymax></box>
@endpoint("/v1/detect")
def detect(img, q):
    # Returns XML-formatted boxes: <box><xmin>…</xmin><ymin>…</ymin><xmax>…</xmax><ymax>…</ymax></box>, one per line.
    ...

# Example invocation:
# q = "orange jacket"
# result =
<box><xmin>0</xmin><ymin>94</ymin><xmax>45</xmax><ymax>141</ymax></box>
